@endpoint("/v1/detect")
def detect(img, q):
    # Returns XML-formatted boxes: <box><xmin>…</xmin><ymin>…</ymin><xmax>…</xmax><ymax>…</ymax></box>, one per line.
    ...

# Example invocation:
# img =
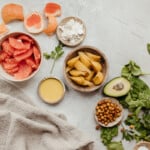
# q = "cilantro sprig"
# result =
<box><xmin>43</xmin><ymin>42</ymin><xmax>64</xmax><ymax>74</ymax></box>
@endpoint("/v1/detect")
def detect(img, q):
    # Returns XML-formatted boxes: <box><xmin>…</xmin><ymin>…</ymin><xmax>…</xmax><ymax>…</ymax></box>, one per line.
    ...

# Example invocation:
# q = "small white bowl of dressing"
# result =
<box><xmin>38</xmin><ymin>77</ymin><xmax>65</xmax><ymax>104</ymax></box>
<box><xmin>134</xmin><ymin>141</ymin><xmax>150</xmax><ymax>150</ymax></box>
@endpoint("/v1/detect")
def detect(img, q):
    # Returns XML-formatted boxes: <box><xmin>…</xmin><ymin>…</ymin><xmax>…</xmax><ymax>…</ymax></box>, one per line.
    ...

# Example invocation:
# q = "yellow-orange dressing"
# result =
<box><xmin>38</xmin><ymin>78</ymin><xmax>64</xmax><ymax>104</ymax></box>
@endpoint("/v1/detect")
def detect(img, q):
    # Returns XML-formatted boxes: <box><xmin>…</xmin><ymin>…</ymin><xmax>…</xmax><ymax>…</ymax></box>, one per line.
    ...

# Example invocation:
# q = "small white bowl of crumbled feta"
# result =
<box><xmin>134</xmin><ymin>141</ymin><xmax>150</xmax><ymax>150</ymax></box>
<box><xmin>56</xmin><ymin>16</ymin><xmax>86</xmax><ymax>47</ymax></box>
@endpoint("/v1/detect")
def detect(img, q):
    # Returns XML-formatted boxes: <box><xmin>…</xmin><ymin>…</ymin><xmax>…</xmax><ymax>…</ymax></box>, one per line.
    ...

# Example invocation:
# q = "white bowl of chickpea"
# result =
<box><xmin>95</xmin><ymin>97</ymin><xmax>124</xmax><ymax>127</ymax></box>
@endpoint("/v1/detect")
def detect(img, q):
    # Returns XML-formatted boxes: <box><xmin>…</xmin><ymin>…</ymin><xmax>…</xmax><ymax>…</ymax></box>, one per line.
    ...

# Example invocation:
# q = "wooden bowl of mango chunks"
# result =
<box><xmin>64</xmin><ymin>46</ymin><xmax>109</xmax><ymax>92</ymax></box>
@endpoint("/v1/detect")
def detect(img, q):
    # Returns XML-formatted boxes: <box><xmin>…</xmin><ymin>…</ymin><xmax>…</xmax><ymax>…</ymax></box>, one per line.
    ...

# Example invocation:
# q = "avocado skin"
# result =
<box><xmin>103</xmin><ymin>77</ymin><xmax>131</xmax><ymax>97</ymax></box>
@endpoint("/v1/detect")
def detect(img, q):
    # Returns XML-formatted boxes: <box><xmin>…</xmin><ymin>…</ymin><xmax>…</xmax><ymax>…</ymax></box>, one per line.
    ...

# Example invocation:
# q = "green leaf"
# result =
<box><xmin>55</xmin><ymin>45</ymin><xmax>62</xmax><ymax>52</ymax></box>
<box><xmin>107</xmin><ymin>141</ymin><xmax>124</xmax><ymax>150</ymax></box>
<box><xmin>142</xmin><ymin>110</ymin><xmax>150</xmax><ymax>129</ymax></box>
<box><xmin>43</xmin><ymin>42</ymin><xmax>64</xmax><ymax>60</ymax></box>
<box><xmin>122</xmin><ymin>130</ymin><xmax>134</xmax><ymax>141</ymax></box>
<box><xmin>43</xmin><ymin>52</ymin><xmax>51</xmax><ymax>59</ymax></box>
<box><xmin>123</xmin><ymin>77</ymin><xmax>150</xmax><ymax>111</ymax></box>
<box><xmin>100</xmin><ymin>126</ymin><xmax>118</xmax><ymax>145</ymax></box>
<box><xmin>125</xmin><ymin>114</ymin><xmax>141</xmax><ymax>129</ymax></box>
<box><xmin>55</xmin><ymin>51</ymin><xmax>64</xmax><ymax>59</ymax></box>
<box><xmin>121</xmin><ymin>61</ymin><xmax>143</xmax><ymax>79</ymax></box>
<box><xmin>43</xmin><ymin>42</ymin><xmax>64</xmax><ymax>74</ymax></box>
<box><xmin>147</xmin><ymin>43</ymin><xmax>150</xmax><ymax>54</ymax></box>
<box><xmin>50</xmin><ymin>51</ymin><xmax>56</xmax><ymax>59</ymax></box>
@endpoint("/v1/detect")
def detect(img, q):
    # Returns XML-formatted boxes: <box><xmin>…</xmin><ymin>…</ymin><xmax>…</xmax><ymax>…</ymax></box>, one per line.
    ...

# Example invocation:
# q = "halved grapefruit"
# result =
<box><xmin>24</xmin><ymin>12</ymin><xmax>44</xmax><ymax>34</ymax></box>
<box><xmin>44</xmin><ymin>2</ymin><xmax>61</xmax><ymax>17</ymax></box>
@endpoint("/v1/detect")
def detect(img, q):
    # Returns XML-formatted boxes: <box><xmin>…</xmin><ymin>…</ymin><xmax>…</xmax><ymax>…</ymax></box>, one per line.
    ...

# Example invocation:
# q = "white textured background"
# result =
<box><xmin>0</xmin><ymin>0</ymin><xmax>150</xmax><ymax>150</ymax></box>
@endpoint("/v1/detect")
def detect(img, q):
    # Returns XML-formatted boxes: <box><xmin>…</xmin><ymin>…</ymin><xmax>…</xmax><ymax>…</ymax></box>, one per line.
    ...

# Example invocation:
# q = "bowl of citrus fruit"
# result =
<box><xmin>0</xmin><ymin>32</ymin><xmax>42</xmax><ymax>82</ymax></box>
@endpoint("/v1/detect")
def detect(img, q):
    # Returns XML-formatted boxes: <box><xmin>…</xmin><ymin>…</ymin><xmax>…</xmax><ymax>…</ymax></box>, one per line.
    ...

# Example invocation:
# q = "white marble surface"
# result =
<box><xmin>0</xmin><ymin>0</ymin><xmax>150</xmax><ymax>150</ymax></box>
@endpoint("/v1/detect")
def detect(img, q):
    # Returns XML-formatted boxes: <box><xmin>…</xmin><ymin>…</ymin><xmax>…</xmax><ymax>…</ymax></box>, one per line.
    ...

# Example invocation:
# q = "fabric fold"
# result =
<box><xmin>0</xmin><ymin>79</ymin><xmax>94</xmax><ymax>150</ymax></box>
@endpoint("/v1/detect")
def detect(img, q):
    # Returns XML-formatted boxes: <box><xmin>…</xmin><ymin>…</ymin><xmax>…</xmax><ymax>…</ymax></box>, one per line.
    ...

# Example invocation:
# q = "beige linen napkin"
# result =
<box><xmin>0</xmin><ymin>79</ymin><xmax>94</xmax><ymax>150</ymax></box>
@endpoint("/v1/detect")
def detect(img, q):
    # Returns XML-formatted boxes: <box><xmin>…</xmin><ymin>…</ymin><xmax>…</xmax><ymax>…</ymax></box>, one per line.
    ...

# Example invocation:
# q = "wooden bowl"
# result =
<box><xmin>56</xmin><ymin>16</ymin><xmax>86</xmax><ymax>47</ymax></box>
<box><xmin>63</xmin><ymin>45</ymin><xmax>109</xmax><ymax>92</ymax></box>
<box><xmin>0</xmin><ymin>32</ymin><xmax>42</xmax><ymax>82</ymax></box>
<box><xmin>94</xmin><ymin>97</ymin><xmax>124</xmax><ymax>127</ymax></box>
<box><xmin>134</xmin><ymin>141</ymin><xmax>150</xmax><ymax>150</ymax></box>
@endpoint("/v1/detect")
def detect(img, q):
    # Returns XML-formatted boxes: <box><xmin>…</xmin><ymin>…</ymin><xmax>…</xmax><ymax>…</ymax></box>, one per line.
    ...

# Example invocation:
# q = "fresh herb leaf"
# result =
<box><xmin>121</xmin><ymin>61</ymin><xmax>150</xmax><ymax>79</ymax></box>
<box><xmin>123</xmin><ymin>77</ymin><xmax>150</xmax><ymax>111</ymax></box>
<box><xmin>43</xmin><ymin>53</ymin><xmax>51</xmax><ymax>59</ymax></box>
<box><xmin>122</xmin><ymin>112</ymin><xmax>150</xmax><ymax>142</ymax></box>
<box><xmin>122</xmin><ymin>129</ymin><xmax>134</xmax><ymax>141</ymax></box>
<box><xmin>43</xmin><ymin>42</ymin><xmax>64</xmax><ymax>60</ymax></box>
<box><xmin>142</xmin><ymin>110</ymin><xmax>150</xmax><ymax>129</ymax></box>
<box><xmin>100</xmin><ymin>126</ymin><xmax>118</xmax><ymax>145</ymax></box>
<box><xmin>125</xmin><ymin>114</ymin><xmax>141</xmax><ymax>129</ymax></box>
<box><xmin>118</xmin><ymin>96</ymin><xmax>129</xmax><ymax>108</ymax></box>
<box><xmin>107</xmin><ymin>141</ymin><xmax>124</xmax><ymax>150</ymax></box>
<box><xmin>43</xmin><ymin>42</ymin><xmax>64</xmax><ymax>74</ymax></box>
<box><xmin>147</xmin><ymin>43</ymin><xmax>150</xmax><ymax>54</ymax></box>
<box><xmin>121</xmin><ymin>61</ymin><xmax>142</xmax><ymax>79</ymax></box>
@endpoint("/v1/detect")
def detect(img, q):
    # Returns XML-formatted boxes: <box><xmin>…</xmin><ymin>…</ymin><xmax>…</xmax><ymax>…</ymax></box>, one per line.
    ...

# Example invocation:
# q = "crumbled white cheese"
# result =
<box><xmin>137</xmin><ymin>146</ymin><xmax>149</xmax><ymax>150</ymax></box>
<box><xmin>59</xmin><ymin>19</ymin><xmax>84</xmax><ymax>44</ymax></box>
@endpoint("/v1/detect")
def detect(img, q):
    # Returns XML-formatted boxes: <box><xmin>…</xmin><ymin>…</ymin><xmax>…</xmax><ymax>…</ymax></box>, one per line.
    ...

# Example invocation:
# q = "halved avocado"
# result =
<box><xmin>103</xmin><ymin>77</ymin><xmax>131</xmax><ymax>97</ymax></box>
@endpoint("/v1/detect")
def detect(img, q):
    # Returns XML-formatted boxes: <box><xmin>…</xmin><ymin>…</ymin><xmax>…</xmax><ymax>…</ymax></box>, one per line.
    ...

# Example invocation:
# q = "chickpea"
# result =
<box><xmin>95</xmin><ymin>125</ymin><xmax>101</xmax><ymax>130</ymax></box>
<box><xmin>129</xmin><ymin>125</ymin><xmax>135</xmax><ymax>129</ymax></box>
<box><xmin>95</xmin><ymin>98</ymin><xmax>122</xmax><ymax>126</ymax></box>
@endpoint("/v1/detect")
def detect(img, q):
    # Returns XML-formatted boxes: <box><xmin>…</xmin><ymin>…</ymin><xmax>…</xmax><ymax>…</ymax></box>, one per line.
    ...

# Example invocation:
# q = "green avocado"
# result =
<box><xmin>103</xmin><ymin>77</ymin><xmax>131</xmax><ymax>97</ymax></box>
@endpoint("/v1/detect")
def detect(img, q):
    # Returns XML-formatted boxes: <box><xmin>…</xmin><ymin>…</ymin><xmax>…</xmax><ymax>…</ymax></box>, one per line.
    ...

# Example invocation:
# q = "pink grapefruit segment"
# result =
<box><xmin>25</xmin><ymin>57</ymin><xmax>37</xmax><ymax>69</ymax></box>
<box><xmin>14</xmin><ymin>48</ymin><xmax>33</xmax><ymax>62</ymax></box>
<box><xmin>2</xmin><ymin>61</ymin><xmax>18</xmax><ymax>70</ymax></box>
<box><xmin>13</xmin><ymin>49</ymin><xmax>28</xmax><ymax>56</ymax></box>
<box><xmin>6</xmin><ymin>66</ymin><xmax>19</xmax><ymax>75</ymax></box>
<box><xmin>0</xmin><ymin>33</ymin><xmax>41</xmax><ymax>80</ymax></box>
<box><xmin>18</xmin><ymin>35</ymin><xmax>33</xmax><ymax>43</ymax></box>
<box><xmin>33</xmin><ymin>46</ymin><xmax>41</xmax><ymax>64</ymax></box>
<box><xmin>0</xmin><ymin>51</ymin><xmax>8</xmax><ymax>62</ymax></box>
<box><xmin>9</xmin><ymin>37</ymin><xmax>25</xmax><ymax>50</ymax></box>
<box><xmin>2</xmin><ymin>40</ymin><xmax>14</xmax><ymax>56</ymax></box>
<box><xmin>14</xmin><ymin>61</ymin><xmax>32</xmax><ymax>79</ymax></box>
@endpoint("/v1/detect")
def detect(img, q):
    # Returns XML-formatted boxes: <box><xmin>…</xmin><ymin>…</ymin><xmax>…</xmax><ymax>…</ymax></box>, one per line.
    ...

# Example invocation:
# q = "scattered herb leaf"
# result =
<box><xmin>122</xmin><ymin>128</ymin><xmax>134</xmax><ymax>141</ymax></box>
<box><xmin>120</xmin><ymin>61</ymin><xmax>150</xmax><ymax>113</ymax></box>
<box><xmin>121</xmin><ymin>61</ymin><xmax>142</xmax><ymax>79</ymax></box>
<box><xmin>43</xmin><ymin>42</ymin><xmax>64</xmax><ymax>60</ymax></box>
<box><xmin>121</xmin><ymin>61</ymin><xmax>150</xmax><ymax>80</ymax></box>
<box><xmin>100</xmin><ymin>126</ymin><xmax>118</xmax><ymax>145</ymax></box>
<box><xmin>121</xmin><ymin>77</ymin><xmax>150</xmax><ymax>112</ymax></box>
<box><xmin>147</xmin><ymin>43</ymin><xmax>150</xmax><ymax>55</ymax></box>
<box><xmin>107</xmin><ymin>141</ymin><xmax>124</xmax><ymax>150</ymax></box>
<box><xmin>142</xmin><ymin>110</ymin><xmax>150</xmax><ymax>129</ymax></box>
<box><xmin>43</xmin><ymin>42</ymin><xmax>64</xmax><ymax>74</ymax></box>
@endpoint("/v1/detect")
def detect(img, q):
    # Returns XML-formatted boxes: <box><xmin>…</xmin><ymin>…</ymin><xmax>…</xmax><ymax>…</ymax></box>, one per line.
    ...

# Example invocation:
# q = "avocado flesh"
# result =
<box><xmin>103</xmin><ymin>77</ymin><xmax>131</xmax><ymax>97</ymax></box>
